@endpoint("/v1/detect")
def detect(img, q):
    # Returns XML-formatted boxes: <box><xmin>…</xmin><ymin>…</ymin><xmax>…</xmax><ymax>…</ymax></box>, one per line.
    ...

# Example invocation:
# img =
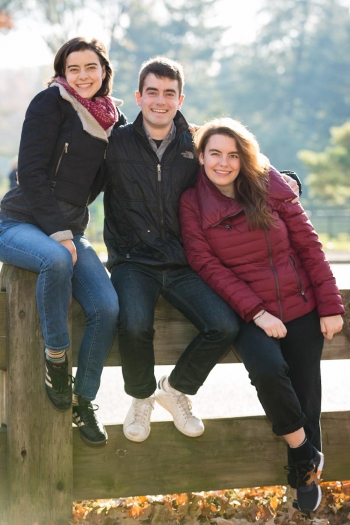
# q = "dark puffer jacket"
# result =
<box><xmin>0</xmin><ymin>86</ymin><xmax>125</xmax><ymax>236</ymax></box>
<box><xmin>179</xmin><ymin>166</ymin><xmax>344</xmax><ymax>323</ymax></box>
<box><xmin>104</xmin><ymin>110</ymin><xmax>198</xmax><ymax>270</ymax></box>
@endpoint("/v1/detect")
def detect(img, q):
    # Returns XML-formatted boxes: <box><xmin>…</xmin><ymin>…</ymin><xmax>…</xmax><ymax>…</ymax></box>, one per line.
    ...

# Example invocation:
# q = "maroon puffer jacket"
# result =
<box><xmin>179</xmin><ymin>166</ymin><xmax>344</xmax><ymax>323</ymax></box>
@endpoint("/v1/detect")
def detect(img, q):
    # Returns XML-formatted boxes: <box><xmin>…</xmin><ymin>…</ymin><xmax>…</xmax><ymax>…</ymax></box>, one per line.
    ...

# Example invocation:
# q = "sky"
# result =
<box><xmin>0</xmin><ymin>0</ymin><xmax>262</xmax><ymax>69</ymax></box>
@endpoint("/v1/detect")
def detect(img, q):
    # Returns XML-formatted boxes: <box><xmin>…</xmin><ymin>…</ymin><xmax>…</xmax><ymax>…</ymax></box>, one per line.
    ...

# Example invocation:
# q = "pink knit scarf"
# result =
<box><xmin>54</xmin><ymin>76</ymin><xmax>118</xmax><ymax>130</ymax></box>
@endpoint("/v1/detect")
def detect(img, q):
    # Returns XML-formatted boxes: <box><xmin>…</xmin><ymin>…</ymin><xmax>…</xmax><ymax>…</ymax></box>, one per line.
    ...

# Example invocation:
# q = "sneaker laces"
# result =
<box><xmin>75</xmin><ymin>402</ymin><xmax>100</xmax><ymax>429</ymax></box>
<box><xmin>296</xmin><ymin>460</ymin><xmax>319</xmax><ymax>486</ymax></box>
<box><xmin>175</xmin><ymin>394</ymin><xmax>195</xmax><ymax>419</ymax></box>
<box><xmin>285</xmin><ymin>459</ymin><xmax>319</xmax><ymax>487</ymax></box>
<box><xmin>47</xmin><ymin>361</ymin><xmax>72</xmax><ymax>393</ymax></box>
<box><xmin>131</xmin><ymin>398</ymin><xmax>154</xmax><ymax>426</ymax></box>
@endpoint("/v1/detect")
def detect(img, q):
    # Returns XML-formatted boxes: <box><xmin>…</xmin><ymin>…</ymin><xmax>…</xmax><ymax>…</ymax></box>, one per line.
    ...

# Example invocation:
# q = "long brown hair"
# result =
<box><xmin>48</xmin><ymin>36</ymin><xmax>114</xmax><ymax>97</ymax></box>
<box><xmin>194</xmin><ymin>118</ymin><xmax>275</xmax><ymax>230</ymax></box>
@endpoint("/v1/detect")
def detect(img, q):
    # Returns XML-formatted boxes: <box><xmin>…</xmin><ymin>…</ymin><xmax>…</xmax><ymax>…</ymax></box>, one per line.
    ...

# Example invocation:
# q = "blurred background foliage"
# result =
<box><xmin>0</xmin><ymin>0</ymin><xmax>350</xmax><ymax>246</ymax></box>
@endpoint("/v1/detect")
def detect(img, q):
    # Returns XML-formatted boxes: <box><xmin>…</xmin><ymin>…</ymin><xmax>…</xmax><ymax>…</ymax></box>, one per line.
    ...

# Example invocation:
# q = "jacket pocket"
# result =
<box><xmin>54</xmin><ymin>142</ymin><xmax>69</xmax><ymax>177</ymax></box>
<box><xmin>288</xmin><ymin>255</ymin><xmax>308</xmax><ymax>302</ymax></box>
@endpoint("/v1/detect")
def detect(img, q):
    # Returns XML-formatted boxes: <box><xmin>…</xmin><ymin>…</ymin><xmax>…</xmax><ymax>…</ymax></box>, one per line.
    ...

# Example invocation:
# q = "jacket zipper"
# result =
<box><xmin>265</xmin><ymin>230</ymin><xmax>283</xmax><ymax>321</ymax></box>
<box><xmin>157</xmin><ymin>163</ymin><xmax>165</xmax><ymax>238</ymax></box>
<box><xmin>288</xmin><ymin>255</ymin><xmax>308</xmax><ymax>302</ymax></box>
<box><xmin>55</xmin><ymin>142</ymin><xmax>69</xmax><ymax>176</ymax></box>
<box><xmin>210</xmin><ymin>212</ymin><xmax>241</xmax><ymax>229</ymax></box>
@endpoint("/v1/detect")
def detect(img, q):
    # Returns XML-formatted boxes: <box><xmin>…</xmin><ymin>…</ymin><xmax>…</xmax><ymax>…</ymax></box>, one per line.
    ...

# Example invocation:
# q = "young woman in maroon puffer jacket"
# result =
<box><xmin>179</xmin><ymin>118</ymin><xmax>344</xmax><ymax>514</ymax></box>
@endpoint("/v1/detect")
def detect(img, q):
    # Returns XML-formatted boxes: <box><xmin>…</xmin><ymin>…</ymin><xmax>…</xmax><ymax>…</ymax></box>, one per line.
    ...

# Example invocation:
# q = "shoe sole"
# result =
<box><xmin>79</xmin><ymin>432</ymin><xmax>108</xmax><ymax>447</ymax></box>
<box><xmin>155</xmin><ymin>396</ymin><xmax>204</xmax><ymax>437</ymax></box>
<box><xmin>298</xmin><ymin>452</ymin><xmax>324</xmax><ymax>513</ymax></box>
<box><xmin>173</xmin><ymin>420</ymin><xmax>204</xmax><ymax>437</ymax></box>
<box><xmin>312</xmin><ymin>452</ymin><xmax>324</xmax><ymax>512</ymax></box>
<box><xmin>72</xmin><ymin>419</ymin><xmax>108</xmax><ymax>447</ymax></box>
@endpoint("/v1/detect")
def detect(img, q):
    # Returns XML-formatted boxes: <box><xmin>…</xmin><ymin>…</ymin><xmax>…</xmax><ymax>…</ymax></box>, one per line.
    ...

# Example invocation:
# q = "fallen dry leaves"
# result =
<box><xmin>65</xmin><ymin>481</ymin><xmax>350</xmax><ymax>525</ymax></box>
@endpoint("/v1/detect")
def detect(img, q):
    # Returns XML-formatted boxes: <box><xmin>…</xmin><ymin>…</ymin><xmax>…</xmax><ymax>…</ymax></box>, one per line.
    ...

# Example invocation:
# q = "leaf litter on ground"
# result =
<box><xmin>65</xmin><ymin>481</ymin><xmax>350</xmax><ymax>525</ymax></box>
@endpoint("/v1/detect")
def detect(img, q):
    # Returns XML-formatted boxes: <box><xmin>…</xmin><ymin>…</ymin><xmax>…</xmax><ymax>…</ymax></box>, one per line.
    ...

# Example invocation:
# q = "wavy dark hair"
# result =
<box><xmin>48</xmin><ymin>36</ymin><xmax>114</xmax><ymax>97</ymax></box>
<box><xmin>138</xmin><ymin>56</ymin><xmax>184</xmax><ymax>95</ymax></box>
<box><xmin>194</xmin><ymin>118</ymin><xmax>275</xmax><ymax>230</ymax></box>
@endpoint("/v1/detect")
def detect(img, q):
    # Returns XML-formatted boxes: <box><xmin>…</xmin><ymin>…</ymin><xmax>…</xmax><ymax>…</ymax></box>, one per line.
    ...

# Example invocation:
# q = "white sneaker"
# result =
<box><xmin>123</xmin><ymin>396</ymin><xmax>155</xmax><ymax>442</ymax></box>
<box><xmin>155</xmin><ymin>376</ymin><xmax>204</xmax><ymax>437</ymax></box>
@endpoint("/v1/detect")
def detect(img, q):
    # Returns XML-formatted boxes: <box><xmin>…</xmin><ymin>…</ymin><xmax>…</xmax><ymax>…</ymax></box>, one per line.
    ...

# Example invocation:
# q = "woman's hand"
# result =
<box><xmin>60</xmin><ymin>239</ymin><xmax>77</xmax><ymax>265</ymax></box>
<box><xmin>253</xmin><ymin>310</ymin><xmax>287</xmax><ymax>338</ymax></box>
<box><xmin>320</xmin><ymin>315</ymin><xmax>343</xmax><ymax>340</ymax></box>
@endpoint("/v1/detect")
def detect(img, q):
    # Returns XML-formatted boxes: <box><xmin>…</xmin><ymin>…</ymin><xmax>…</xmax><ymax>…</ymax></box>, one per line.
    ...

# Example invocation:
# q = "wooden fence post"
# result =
<box><xmin>4</xmin><ymin>266</ymin><xmax>73</xmax><ymax>525</ymax></box>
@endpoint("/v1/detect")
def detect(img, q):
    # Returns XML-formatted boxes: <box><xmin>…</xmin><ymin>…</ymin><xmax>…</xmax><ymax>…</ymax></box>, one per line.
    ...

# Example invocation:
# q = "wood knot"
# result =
<box><xmin>21</xmin><ymin>448</ymin><xmax>27</xmax><ymax>460</ymax></box>
<box><xmin>57</xmin><ymin>481</ymin><xmax>64</xmax><ymax>491</ymax></box>
<box><xmin>18</xmin><ymin>310</ymin><xmax>25</xmax><ymax>319</ymax></box>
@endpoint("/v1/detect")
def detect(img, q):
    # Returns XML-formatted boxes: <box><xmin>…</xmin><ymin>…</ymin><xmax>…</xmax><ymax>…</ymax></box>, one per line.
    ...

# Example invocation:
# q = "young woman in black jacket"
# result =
<box><xmin>0</xmin><ymin>37</ymin><xmax>125</xmax><ymax>447</ymax></box>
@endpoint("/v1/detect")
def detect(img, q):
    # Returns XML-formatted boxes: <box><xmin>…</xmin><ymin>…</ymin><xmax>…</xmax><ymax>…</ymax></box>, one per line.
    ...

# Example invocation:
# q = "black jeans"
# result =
<box><xmin>111</xmin><ymin>263</ymin><xmax>240</xmax><ymax>398</ymax></box>
<box><xmin>235</xmin><ymin>309</ymin><xmax>323</xmax><ymax>488</ymax></box>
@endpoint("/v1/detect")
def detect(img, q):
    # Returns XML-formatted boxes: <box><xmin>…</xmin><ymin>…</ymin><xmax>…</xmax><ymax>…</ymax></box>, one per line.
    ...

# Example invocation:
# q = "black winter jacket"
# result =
<box><xmin>1</xmin><ymin>86</ymin><xmax>126</xmax><ymax>236</ymax></box>
<box><xmin>104</xmin><ymin>110</ymin><xmax>198</xmax><ymax>270</ymax></box>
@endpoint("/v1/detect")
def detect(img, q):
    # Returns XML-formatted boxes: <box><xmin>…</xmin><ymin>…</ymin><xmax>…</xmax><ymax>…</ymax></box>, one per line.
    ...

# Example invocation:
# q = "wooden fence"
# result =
<box><xmin>0</xmin><ymin>264</ymin><xmax>349</xmax><ymax>525</ymax></box>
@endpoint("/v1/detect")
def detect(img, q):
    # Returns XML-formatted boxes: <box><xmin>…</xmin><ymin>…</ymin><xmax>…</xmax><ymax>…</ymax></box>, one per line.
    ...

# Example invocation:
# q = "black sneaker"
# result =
<box><xmin>295</xmin><ymin>447</ymin><xmax>324</xmax><ymax>513</ymax></box>
<box><xmin>45</xmin><ymin>356</ymin><xmax>72</xmax><ymax>411</ymax></box>
<box><xmin>72</xmin><ymin>396</ymin><xmax>108</xmax><ymax>447</ymax></box>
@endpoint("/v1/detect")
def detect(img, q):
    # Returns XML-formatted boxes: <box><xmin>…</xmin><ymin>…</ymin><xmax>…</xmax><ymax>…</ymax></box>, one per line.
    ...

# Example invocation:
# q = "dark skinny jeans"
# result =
<box><xmin>235</xmin><ymin>309</ymin><xmax>323</xmax><ymax>488</ymax></box>
<box><xmin>111</xmin><ymin>263</ymin><xmax>240</xmax><ymax>398</ymax></box>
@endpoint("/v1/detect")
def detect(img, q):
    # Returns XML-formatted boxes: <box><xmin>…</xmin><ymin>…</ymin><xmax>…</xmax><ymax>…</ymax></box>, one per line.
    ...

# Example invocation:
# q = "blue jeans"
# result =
<box><xmin>235</xmin><ymin>309</ymin><xmax>323</xmax><ymax>488</ymax></box>
<box><xmin>111</xmin><ymin>263</ymin><xmax>240</xmax><ymax>398</ymax></box>
<box><xmin>0</xmin><ymin>219</ymin><xmax>119</xmax><ymax>400</ymax></box>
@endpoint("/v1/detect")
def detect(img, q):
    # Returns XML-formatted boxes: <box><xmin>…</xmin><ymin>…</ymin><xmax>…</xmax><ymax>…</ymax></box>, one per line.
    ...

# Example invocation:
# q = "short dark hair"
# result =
<box><xmin>138</xmin><ymin>56</ymin><xmax>184</xmax><ymax>95</ymax></box>
<box><xmin>48</xmin><ymin>36</ymin><xmax>114</xmax><ymax>97</ymax></box>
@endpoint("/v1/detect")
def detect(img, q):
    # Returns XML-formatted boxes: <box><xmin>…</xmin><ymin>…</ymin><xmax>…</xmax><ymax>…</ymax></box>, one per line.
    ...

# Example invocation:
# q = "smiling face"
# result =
<box><xmin>135</xmin><ymin>73</ymin><xmax>185</xmax><ymax>139</ymax></box>
<box><xmin>65</xmin><ymin>49</ymin><xmax>106</xmax><ymax>99</ymax></box>
<box><xmin>200</xmin><ymin>134</ymin><xmax>241</xmax><ymax>197</ymax></box>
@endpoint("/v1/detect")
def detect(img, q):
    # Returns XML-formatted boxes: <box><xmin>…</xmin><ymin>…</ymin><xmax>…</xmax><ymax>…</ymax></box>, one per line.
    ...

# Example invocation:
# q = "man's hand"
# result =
<box><xmin>60</xmin><ymin>239</ymin><xmax>77</xmax><ymax>265</ymax></box>
<box><xmin>320</xmin><ymin>315</ymin><xmax>344</xmax><ymax>340</ymax></box>
<box><xmin>253</xmin><ymin>310</ymin><xmax>287</xmax><ymax>338</ymax></box>
<box><xmin>281</xmin><ymin>173</ymin><xmax>299</xmax><ymax>203</ymax></box>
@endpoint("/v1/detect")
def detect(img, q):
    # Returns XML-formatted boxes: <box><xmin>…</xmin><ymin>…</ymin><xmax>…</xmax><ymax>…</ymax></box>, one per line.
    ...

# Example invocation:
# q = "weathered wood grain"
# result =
<box><xmin>72</xmin><ymin>411</ymin><xmax>350</xmax><ymax>500</ymax></box>
<box><xmin>1</xmin><ymin>275</ymin><xmax>349</xmax><ymax>371</ymax></box>
<box><xmin>0</xmin><ymin>371</ymin><xmax>6</xmax><ymax>427</ymax></box>
<box><xmin>4</xmin><ymin>266</ymin><xmax>73</xmax><ymax>525</ymax></box>
<box><xmin>0</xmin><ymin>428</ymin><xmax>7</xmax><ymax>518</ymax></box>
<box><xmin>0</xmin><ymin>412</ymin><xmax>348</xmax><ymax>504</ymax></box>
<box><xmin>0</xmin><ymin>265</ymin><xmax>349</xmax><ymax>523</ymax></box>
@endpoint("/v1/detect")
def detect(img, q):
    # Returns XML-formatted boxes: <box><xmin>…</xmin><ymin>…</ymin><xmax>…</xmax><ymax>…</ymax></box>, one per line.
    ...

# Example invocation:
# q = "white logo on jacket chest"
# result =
<box><xmin>181</xmin><ymin>151</ymin><xmax>194</xmax><ymax>159</ymax></box>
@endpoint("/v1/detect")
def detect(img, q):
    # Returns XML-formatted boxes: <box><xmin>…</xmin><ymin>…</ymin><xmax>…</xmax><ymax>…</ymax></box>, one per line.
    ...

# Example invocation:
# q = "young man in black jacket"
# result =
<box><xmin>104</xmin><ymin>57</ymin><xmax>299</xmax><ymax>443</ymax></box>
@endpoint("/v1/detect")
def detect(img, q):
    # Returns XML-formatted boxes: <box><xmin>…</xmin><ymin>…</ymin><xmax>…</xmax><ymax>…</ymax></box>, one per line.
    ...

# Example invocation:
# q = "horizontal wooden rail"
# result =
<box><xmin>0</xmin><ymin>413</ymin><xmax>350</xmax><ymax>502</ymax></box>
<box><xmin>0</xmin><ymin>289</ymin><xmax>349</xmax><ymax>372</ymax></box>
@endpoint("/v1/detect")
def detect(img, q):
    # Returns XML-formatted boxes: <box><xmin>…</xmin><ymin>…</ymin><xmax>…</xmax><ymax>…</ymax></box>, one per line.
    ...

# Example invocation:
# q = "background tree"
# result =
<box><xmin>108</xmin><ymin>0</ymin><xmax>224</xmax><ymax>121</ymax></box>
<box><xmin>2</xmin><ymin>0</ymin><xmax>350</xmax><ymax>234</ymax></box>
<box><xmin>216</xmin><ymin>0</ymin><xmax>350</xmax><ymax>186</ymax></box>
<box><xmin>299</xmin><ymin>121</ymin><xmax>350</xmax><ymax>205</ymax></box>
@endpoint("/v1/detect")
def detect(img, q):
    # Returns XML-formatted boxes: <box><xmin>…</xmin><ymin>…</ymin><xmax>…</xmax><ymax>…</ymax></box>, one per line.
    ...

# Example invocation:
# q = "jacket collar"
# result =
<box><xmin>196</xmin><ymin>166</ymin><xmax>297</xmax><ymax>230</ymax></box>
<box><xmin>195</xmin><ymin>166</ymin><xmax>243</xmax><ymax>230</ymax></box>
<box><xmin>51</xmin><ymin>84</ymin><xmax>112</xmax><ymax>142</ymax></box>
<box><xmin>132</xmin><ymin>110</ymin><xmax>190</xmax><ymax>140</ymax></box>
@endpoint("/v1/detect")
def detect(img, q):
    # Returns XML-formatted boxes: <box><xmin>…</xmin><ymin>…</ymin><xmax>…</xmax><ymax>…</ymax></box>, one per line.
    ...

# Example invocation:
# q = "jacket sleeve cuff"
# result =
<box><xmin>49</xmin><ymin>230</ymin><xmax>73</xmax><ymax>242</ymax></box>
<box><xmin>246</xmin><ymin>304</ymin><xmax>265</xmax><ymax>322</ymax></box>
